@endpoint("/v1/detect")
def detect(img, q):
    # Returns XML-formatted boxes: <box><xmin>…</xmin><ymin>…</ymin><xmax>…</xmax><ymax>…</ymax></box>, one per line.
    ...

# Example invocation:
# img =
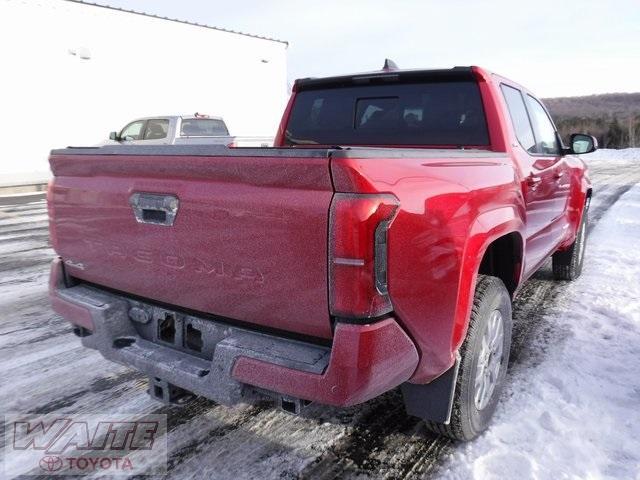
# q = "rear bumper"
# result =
<box><xmin>49</xmin><ymin>258</ymin><xmax>419</xmax><ymax>407</ymax></box>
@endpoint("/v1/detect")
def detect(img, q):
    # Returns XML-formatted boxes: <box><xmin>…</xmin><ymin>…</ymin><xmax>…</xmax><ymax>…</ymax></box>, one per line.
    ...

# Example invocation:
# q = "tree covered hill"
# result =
<box><xmin>543</xmin><ymin>92</ymin><xmax>640</xmax><ymax>148</ymax></box>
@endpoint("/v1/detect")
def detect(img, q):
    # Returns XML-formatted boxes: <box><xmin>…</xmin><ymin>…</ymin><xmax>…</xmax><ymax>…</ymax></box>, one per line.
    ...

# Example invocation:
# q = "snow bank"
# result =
<box><xmin>437</xmin><ymin>183</ymin><xmax>640</xmax><ymax>479</ymax></box>
<box><xmin>583</xmin><ymin>147</ymin><xmax>640</xmax><ymax>164</ymax></box>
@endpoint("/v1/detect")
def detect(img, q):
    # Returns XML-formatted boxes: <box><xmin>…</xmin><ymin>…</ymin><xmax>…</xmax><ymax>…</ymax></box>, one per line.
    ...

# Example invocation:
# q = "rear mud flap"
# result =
<box><xmin>401</xmin><ymin>355</ymin><xmax>460</xmax><ymax>424</ymax></box>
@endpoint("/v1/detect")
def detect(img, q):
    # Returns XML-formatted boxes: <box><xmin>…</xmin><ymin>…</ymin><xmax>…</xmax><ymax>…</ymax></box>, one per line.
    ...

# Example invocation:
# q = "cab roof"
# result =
<box><xmin>130</xmin><ymin>115</ymin><xmax>225</xmax><ymax>122</ymax></box>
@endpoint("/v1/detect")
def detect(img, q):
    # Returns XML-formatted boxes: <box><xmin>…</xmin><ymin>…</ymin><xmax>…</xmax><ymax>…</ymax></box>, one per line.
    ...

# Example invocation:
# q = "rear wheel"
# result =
<box><xmin>425</xmin><ymin>275</ymin><xmax>512</xmax><ymax>441</ymax></box>
<box><xmin>553</xmin><ymin>210</ymin><xmax>588</xmax><ymax>281</ymax></box>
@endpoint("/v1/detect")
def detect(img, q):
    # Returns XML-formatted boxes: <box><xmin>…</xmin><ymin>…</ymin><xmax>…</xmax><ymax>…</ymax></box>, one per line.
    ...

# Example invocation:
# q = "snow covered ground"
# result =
<box><xmin>437</xmin><ymin>149</ymin><xmax>640</xmax><ymax>480</ymax></box>
<box><xmin>585</xmin><ymin>147</ymin><xmax>640</xmax><ymax>163</ymax></box>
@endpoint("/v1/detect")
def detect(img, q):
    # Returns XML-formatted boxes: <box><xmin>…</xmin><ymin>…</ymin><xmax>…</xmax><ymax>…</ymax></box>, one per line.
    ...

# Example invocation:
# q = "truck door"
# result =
<box><xmin>524</xmin><ymin>95</ymin><xmax>571</xmax><ymax>225</ymax></box>
<box><xmin>500</xmin><ymin>85</ymin><xmax>566</xmax><ymax>274</ymax></box>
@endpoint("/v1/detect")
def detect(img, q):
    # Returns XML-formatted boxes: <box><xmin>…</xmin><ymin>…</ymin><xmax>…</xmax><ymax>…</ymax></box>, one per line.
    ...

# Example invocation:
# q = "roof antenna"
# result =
<box><xmin>382</xmin><ymin>58</ymin><xmax>399</xmax><ymax>71</ymax></box>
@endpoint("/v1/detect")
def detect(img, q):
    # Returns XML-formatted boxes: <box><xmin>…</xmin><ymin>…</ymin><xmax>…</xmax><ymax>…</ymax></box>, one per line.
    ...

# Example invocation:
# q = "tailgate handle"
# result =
<box><xmin>129</xmin><ymin>193</ymin><xmax>179</xmax><ymax>226</ymax></box>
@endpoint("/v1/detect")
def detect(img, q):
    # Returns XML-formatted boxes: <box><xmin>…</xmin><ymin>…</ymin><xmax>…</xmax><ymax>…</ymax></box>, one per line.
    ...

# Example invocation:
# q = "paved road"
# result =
<box><xmin>1</xmin><ymin>160</ymin><xmax>638</xmax><ymax>479</ymax></box>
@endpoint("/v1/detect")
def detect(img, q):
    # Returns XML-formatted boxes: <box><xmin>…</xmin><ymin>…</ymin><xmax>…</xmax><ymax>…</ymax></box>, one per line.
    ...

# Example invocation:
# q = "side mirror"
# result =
<box><xmin>569</xmin><ymin>133</ymin><xmax>597</xmax><ymax>155</ymax></box>
<box><xmin>109</xmin><ymin>131</ymin><xmax>120</xmax><ymax>141</ymax></box>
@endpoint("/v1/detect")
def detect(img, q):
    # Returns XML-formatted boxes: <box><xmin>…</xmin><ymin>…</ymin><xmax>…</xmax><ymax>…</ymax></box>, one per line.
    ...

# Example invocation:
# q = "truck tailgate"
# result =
<box><xmin>48</xmin><ymin>147</ymin><xmax>334</xmax><ymax>339</ymax></box>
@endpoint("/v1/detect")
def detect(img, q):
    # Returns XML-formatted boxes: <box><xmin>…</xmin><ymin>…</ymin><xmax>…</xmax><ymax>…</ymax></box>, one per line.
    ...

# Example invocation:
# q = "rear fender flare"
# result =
<box><xmin>451</xmin><ymin>207</ymin><xmax>524</xmax><ymax>353</ymax></box>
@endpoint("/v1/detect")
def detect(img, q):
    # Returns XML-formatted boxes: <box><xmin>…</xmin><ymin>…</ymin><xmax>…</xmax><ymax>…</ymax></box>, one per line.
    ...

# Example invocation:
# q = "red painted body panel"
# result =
<box><xmin>48</xmin><ymin>65</ymin><xmax>591</xmax><ymax>403</ymax></box>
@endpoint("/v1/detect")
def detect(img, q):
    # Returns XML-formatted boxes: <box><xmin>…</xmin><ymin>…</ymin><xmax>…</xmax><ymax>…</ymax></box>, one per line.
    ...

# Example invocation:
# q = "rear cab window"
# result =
<box><xmin>180</xmin><ymin>119</ymin><xmax>229</xmax><ymax>136</ymax></box>
<box><xmin>284</xmin><ymin>80</ymin><xmax>489</xmax><ymax>147</ymax></box>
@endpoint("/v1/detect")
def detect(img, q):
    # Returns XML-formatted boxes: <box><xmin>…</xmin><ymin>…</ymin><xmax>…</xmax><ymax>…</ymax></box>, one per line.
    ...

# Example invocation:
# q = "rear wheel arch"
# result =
<box><xmin>477</xmin><ymin>231</ymin><xmax>524</xmax><ymax>297</ymax></box>
<box><xmin>451</xmin><ymin>221</ymin><xmax>523</xmax><ymax>352</ymax></box>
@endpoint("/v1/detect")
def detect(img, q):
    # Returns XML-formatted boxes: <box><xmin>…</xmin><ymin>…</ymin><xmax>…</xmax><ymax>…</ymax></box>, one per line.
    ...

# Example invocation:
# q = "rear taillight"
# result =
<box><xmin>329</xmin><ymin>193</ymin><xmax>399</xmax><ymax>319</ymax></box>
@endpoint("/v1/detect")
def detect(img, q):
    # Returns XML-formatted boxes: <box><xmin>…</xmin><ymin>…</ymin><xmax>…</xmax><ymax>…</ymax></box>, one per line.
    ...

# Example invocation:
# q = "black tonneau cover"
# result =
<box><xmin>51</xmin><ymin>144</ymin><xmax>504</xmax><ymax>159</ymax></box>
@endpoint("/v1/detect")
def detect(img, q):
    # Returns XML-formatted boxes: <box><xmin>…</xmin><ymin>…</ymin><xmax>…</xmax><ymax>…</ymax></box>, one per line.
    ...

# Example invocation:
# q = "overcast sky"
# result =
<box><xmin>102</xmin><ymin>0</ymin><xmax>639</xmax><ymax>98</ymax></box>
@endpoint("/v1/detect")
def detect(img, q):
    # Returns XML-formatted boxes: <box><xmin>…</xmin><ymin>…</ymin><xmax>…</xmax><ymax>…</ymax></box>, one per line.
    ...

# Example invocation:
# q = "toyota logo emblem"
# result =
<box><xmin>39</xmin><ymin>455</ymin><xmax>64</xmax><ymax>472</ymax></box>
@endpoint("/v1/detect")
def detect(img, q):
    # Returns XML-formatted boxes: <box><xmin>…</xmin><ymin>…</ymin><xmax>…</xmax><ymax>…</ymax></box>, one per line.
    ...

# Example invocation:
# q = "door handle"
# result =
<box><xmin>553</xmin><ymin>170</ymin><xmax>563</xmax><ymax>180</ymax></box>
<box><xmin>526</xmin><ymin>175</ymin><xmax>542</xmax><ymax>187</ymax></box>
<box><xmin>526</xmin><ymin>175</ymin><xmax>542</xmax><ymax>192</ymax></box>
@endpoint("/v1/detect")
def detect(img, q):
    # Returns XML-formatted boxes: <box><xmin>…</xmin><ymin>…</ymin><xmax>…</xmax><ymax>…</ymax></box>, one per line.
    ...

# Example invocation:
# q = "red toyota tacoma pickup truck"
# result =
<box><xmin>48</xmin><ymin>65</ymin><xmax>595</xmax><ymax>441</ymax></box>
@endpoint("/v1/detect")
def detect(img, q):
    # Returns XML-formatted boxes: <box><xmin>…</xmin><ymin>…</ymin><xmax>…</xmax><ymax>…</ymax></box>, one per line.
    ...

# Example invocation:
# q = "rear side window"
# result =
<box><xmin>500</xmin><ymin>85</ymin><xmax>536</xmax><ymax>153</ymax></box>
<box><xmin>525</xmin><ymin>95</ymin><xmax>561</xmax><ymax>155</ymax></box>
<box><xmin>285</xmin><ymin>81</ymin><xmax>489</xmax><ymax>146</ymax></box>
<box><xmin>143</xmin><ymin>119</ymin><xmax>169</xmax><ymax>140</ymax></box>
<box><xmin>180</xmin><ymin>119</ymin><xmax>229</xmax><ymax>136</ymax></box>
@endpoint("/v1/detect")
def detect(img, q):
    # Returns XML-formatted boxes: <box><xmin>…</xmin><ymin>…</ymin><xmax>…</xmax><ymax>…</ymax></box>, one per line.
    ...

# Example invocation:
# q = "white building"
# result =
<box><xmin>0</xmin><ymin>0</ymin><xmax>288</xmax><ymax>180</ymax></box>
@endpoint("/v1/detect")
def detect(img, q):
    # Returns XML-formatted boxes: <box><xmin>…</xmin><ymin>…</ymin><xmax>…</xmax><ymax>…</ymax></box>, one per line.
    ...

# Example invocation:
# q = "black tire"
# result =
<box><xmin>424</xmin><ymin>275</ymin><xmax>512</xmax><ymax>441</ymax></box>
<box><xmin>552</xmin><ymin>210</ymin><xmax>588</xmax><ymax>281</ymax></box>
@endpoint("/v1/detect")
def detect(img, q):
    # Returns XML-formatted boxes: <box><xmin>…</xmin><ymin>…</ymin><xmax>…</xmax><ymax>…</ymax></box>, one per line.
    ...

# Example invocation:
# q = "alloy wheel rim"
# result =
<box><xmin>474</xmin><ymin>309</ymin><xmax>504</xmax><ymax>410</ymax></box>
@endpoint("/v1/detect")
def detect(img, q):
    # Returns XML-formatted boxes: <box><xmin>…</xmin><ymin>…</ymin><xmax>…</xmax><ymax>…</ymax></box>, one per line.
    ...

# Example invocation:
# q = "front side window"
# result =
<box><xmin>143</xmin><ymin>119</ymin><xmax>169</xmax><ymax>140</ymax></box>
<box><xmin>500</xmin><ymin>85</ymin><xmax>536</xmax><ymax>153</ymax></box>
<box><xmin>120</xmin><ymin>121</ymin><xmax>145</xmax><ymax>140</ymax></box>
<box><xmin>284</xmin><ymin>81</ymin><xmax>489</xmax><ymax>146</ymax></box>
<box><xmin>526</xmin><ymin>96</ymin><xmax>561</xmax><ymax>155</ymax></box>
